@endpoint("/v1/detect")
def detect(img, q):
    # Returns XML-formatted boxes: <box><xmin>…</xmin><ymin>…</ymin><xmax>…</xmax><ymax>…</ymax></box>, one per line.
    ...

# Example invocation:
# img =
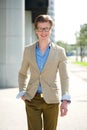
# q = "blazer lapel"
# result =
<box><xmin>42</xmin><ymin>43</ymin><xmax>55</xmax><ymax>73</ymax></box>
<box><xmin>30</xmin><ymin>43</ymin><xmax>40</xmax><ymax>73</ymax></box>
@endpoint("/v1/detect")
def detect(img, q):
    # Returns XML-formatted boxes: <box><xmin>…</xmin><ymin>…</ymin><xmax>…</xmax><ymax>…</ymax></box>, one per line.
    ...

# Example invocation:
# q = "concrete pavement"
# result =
<box><xmin>58</xmin><ymin>63</ymin><xmax>87</xmax><ymax>130</ymax></box>
<box><xmin>0</xmin><ymin>63</ymin><xmax>87</xmax><ymax>130</ymax></box>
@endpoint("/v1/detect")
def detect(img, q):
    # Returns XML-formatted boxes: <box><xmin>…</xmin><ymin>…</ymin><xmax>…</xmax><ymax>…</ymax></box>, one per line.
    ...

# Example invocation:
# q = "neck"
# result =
<box><xmin>38</xmin><ymin>39</ymin><xmax>50</xmax><ymax>54</ymax></box>
<box><xmin>38</xmin><ymin>39</ymin><xmax>50</xmax><ymax>48</ymax></box>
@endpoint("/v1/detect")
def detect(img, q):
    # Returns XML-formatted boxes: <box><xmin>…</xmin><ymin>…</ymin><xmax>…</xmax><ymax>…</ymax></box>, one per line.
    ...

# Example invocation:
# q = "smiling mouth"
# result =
<box><xmin>41</xmin><ymin>34</ymin><xmax>47</xmax><ymax>37</ymax></box>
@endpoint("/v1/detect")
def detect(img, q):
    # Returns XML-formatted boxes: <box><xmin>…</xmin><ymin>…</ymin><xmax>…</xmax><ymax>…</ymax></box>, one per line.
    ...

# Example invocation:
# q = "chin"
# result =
<box><xmin>41</xmin><ymin>36</ymin><xmax>48</xmax><ymax>40</ymax></box>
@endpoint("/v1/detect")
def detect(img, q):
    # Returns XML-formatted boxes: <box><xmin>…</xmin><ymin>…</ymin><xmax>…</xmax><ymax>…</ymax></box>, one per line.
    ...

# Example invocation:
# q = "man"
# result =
<box><xmin>17</xmin><ymin>14</ymin><xmax>71</xmax><ymax>130</ymax></box>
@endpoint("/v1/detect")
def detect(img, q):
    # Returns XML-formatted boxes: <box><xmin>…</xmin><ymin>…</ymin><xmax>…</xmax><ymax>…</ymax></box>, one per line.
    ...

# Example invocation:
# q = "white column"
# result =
<box><xmin>48</xmin><ymin>0</ymin><xmax>55</xmax><ymax>42</ymax></box>
<box><xmin>25</xmin><ymin>11</ymin><xmax>37</xmax><ymax>45</ymax></box>
<box><xmin>0</xmin><ymin>0</ymin><xmax>25</xmax><ymax>88</ymax></box>
<box><xmin>25</xmin><ymin>11</ymin><xmax>32</xmax><ymax>45</ymax></box>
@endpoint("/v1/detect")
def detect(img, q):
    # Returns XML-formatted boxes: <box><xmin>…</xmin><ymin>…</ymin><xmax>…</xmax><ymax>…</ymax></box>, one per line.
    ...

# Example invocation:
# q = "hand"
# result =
<box><xmin>60</xmin><ymin>100</ymin><xmax>68</xmax><ymax>117</ymax></box>
<box><xmin>21</xmin><ymin>95</ymin><xmax>26</xmax><ymax>101</ymax></box>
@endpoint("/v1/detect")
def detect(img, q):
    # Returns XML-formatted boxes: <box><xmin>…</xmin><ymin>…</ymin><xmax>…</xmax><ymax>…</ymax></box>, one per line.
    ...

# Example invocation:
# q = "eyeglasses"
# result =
<box><xmin>36</xmin><ymin>27</ymin><xmax>51</xmax><ymax>32</ymax></box>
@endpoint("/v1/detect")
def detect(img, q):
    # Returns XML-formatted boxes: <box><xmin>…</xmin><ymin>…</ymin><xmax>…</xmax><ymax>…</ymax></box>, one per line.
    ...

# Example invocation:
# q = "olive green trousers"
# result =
<box><xmin>25</xmin><ymin>96</ymin><xmax>59</xmax><ymax>130</ymax></box>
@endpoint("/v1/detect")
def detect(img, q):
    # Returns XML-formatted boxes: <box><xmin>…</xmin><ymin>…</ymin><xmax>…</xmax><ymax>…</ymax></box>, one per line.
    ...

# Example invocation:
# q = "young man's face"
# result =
<box><xmin>35</xmin><ymin>22</ymin><xmax>52</xmax><ymax>41</ymax></box>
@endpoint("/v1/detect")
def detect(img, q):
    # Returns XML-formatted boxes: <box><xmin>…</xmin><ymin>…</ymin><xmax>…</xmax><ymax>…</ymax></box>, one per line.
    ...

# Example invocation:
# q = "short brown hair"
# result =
<box><xmin>34</xmin><ymin>14</ymin><xmax>54</xmax><ymax>29</ymax></box>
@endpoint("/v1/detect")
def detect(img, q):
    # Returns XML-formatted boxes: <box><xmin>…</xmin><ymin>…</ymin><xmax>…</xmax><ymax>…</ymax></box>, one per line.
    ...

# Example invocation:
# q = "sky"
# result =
<box><xmin>55</xmin><ymin>0</ymin><xmax>87</xmax><ymax>44</ymax></box>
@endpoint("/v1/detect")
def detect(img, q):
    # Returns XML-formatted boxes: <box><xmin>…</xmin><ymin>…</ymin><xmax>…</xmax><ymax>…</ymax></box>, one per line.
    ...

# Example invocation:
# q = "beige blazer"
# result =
<box><xmin>18</xmin><ymin>42</ymin><xmax>69</xmax><ymax>104</ymax></box>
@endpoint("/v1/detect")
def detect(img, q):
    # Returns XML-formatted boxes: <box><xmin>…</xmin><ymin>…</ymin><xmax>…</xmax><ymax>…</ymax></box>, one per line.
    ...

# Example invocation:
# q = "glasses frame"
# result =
<box><xmin>36</xmin><ymin>27</ymin><xmax>51</xmax><ymax>32</ymax></box>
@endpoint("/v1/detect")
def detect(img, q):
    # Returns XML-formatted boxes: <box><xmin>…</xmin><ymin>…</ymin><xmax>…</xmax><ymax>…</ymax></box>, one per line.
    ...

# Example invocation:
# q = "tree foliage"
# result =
<box><xmin>56</xmin><ymin>40</ymin><xmax>75</xmax><ymax>56</ymax></box>
<box><xmin>76</xmin><ymin>24</ymin><xmax>87</xmax><ymax>46</ymax></box>
<box><xmin>75</xmin><ymin>24</ymin><xmax>87</xmax><ymax>61</ymax></box>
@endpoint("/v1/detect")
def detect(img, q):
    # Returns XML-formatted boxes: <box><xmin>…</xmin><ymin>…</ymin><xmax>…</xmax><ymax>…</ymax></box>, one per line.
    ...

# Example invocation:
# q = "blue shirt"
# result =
<box><xmin>36</xmin><ymin>43</ymin><xmax>51</xmax><ymax>93</ymax></box>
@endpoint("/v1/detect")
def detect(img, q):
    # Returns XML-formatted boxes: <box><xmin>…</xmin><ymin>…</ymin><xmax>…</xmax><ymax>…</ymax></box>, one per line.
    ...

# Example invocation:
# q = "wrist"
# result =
<box><xmin>61</xmin><ymin>99</ymin><xmax>71</xmax><ymax>103</ymax></box>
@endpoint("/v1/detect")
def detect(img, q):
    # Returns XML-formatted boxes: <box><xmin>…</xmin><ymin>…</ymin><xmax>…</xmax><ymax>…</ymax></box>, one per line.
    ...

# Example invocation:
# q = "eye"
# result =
<box><xmin>45</xmin><ymin>27</ymin><xmax>50</xmax><ymax>31</ymax></box>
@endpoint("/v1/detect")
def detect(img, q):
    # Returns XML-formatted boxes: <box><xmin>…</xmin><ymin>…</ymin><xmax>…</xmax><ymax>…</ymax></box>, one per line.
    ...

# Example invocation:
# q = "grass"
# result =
<box><xmin>74</xmin><ymin>61</ymin><xmax>87</xmax><ymax>67</ymax></box>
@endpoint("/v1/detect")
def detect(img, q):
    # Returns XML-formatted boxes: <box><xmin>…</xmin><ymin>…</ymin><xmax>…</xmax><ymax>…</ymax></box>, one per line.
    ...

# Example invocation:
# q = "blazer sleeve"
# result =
<box><xmin>58</xmin><ymin>48</ymin><xmax>70</xmax><ymax>96</ymax></box>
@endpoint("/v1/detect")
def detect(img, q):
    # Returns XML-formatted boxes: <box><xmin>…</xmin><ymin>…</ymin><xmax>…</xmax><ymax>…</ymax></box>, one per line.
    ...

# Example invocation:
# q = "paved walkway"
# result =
<box><xmin>0</xmin><ymin>63</ymin><xmax>87</xmax><ymax>130</ymax></box>
<box><xmin>69</xmin><ymin>62</ymin><xmax>87</xmax><ymax>82</ymax></box>
<box><xmin>58</xmin><ymin>63</ymin><xmax>87</xmax><ymax>130</ymax></box>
